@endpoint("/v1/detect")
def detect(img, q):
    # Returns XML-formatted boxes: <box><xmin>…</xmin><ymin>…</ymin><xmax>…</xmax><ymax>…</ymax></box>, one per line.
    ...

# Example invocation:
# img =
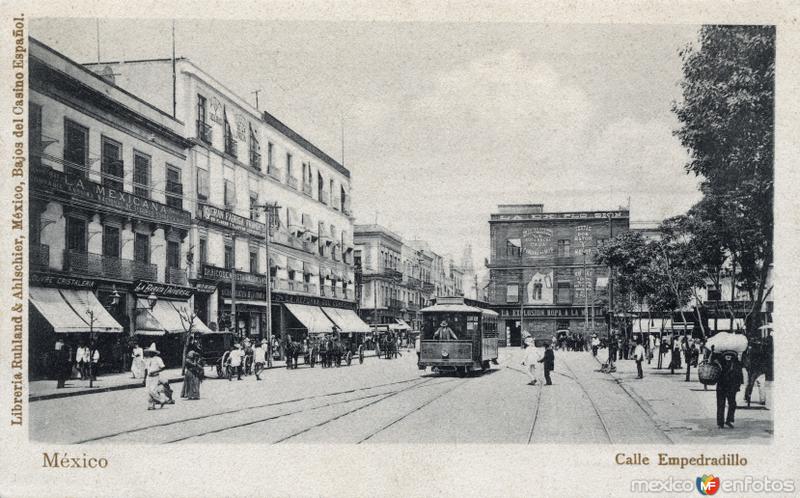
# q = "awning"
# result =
<box><xmin>320</xmin><ymin>267</ymin><xmax>332</xmax><ymax>278</ymax></box>
<box><xmin>302</xmin><ymin>213</ymin><xmax>316</xmax><ymax>238</ymax></box>
<box><xmin>707</xmin><ymin>318</ymin><xmax>745</xmax><ymax>332</ymax></box>
<box><xmin>270</xmin><ymin>253</ymin><xmax>287</xmax><ymax>269</ymax></box>
<box><xmin>284</xmin><ymin>303</ymin><xmax>335</xmax><ymax>334</ymax></box>
<box><xmin>394</xmin><ymin>319</ymin><xmax>412</xmax><ymax>331</ymax></box>
<box><xmin>632</xmin><ymin>318</ymin><xmax>669</xmax><ymax>333</ymax></box>
<box><xmin>287</xmin><ymin>258</ymin><xmax>304</xmax><ymax>273</ymax></box>
<box><xmin>135</xmin><ymin>298</ymin><xmax>212</xmax><ymax>335</ymax></box>
<box><xmin>29</xmin><ymin>287</ymin><xmax>123</xmax><ymax>333</ymax></box>
<box><xmin>304</xmin><ymin>262</ymin><xmax>319</xmax><ymax>276</ymax></box>
<box><xmin>346</xmin><ymin>272</ymin><xmax>355</xmax><ymax>284</ymax></box>
<box><xmin>287</xmin><ymin>207</ymin><xmax>302</xmax><ymax>234</ymax></box>
<box><xmin>318</xmin><ymin>222</ymin><xmax>329</xmax><ymax>241</ymax></box>
<box><xmin>321</xmin><ymin>307</ymin><xmax>372</xmax><ymax>333</ymax></box>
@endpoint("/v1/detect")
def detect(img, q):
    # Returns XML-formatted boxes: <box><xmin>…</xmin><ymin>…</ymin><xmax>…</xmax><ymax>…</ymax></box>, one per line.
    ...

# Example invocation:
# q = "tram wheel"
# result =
<box><xmin>482</xmin><ymin>361</ymin><xmax>490</xmax><ymax>371</ymax></box>
<box><xmin>457</xmin><ymin>367</ymin><xmax>467</xmax><ymax>378</ymax></box>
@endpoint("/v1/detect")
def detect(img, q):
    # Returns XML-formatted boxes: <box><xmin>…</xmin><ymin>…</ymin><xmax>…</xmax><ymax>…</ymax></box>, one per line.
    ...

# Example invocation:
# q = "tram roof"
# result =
<box><xmin>420</xmin><ymin>304</ymin><xmax>498</xmax><ymax>317</ymax></box>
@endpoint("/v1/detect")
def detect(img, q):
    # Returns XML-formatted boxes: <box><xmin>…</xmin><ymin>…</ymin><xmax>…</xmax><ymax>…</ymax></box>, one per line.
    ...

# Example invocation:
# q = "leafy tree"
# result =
<box><xmin>672</xmin><ymin>25</ymin><xmax>774</xmax><ymax>337</ymax></box>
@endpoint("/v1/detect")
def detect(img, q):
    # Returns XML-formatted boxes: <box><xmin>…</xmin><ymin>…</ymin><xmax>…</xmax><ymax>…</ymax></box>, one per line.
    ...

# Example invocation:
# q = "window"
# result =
<box><xmin>224</xmin><ymin>241</ymin><xmax>234</xmax><ymax>269</ymax></box>
<box><xmin>556</xmin><ymin>282</ymin><xmax>571</xmax><ymax>304</ymax></box>
<box><xmin>133</xmin><ymin>151</ymin><xmax>151</xmax><ymax>198</ymax></box>
<box><xmin>249</xmin><ymin>194</ymin><xmax>259</xmax><ymax>221</ymax></box>
<box><xmin>267</xmin><ymin>142</ymin><xmax>274</xmax><ymax>171</ymax></box>
<box><xmin>557</xmin><ymin>239</ymin><xmax>571</xmax><ymax>257</ymax></box>
<box><xmin>249</xmin><ymin>250</ymin><xmax>259</xmax><ymax>274</ymax></box>
<box><xmin>223</xmin><ymin>108</ymin><xmax>236</xmax><ymax>157</ymax></box>
<box><xmin>506</xmin><ymin>284</ymin><xmax>519</xmax><ymax>303</ymax></box>
<box><xmin>249</xmin><ymin>125</ymin><xmax>260</xmax><ymax>170</ymax></box>
<box><xmin>30</xmin><ymin>103</ymin><xmax>42</xmax><ymax>167</ymax></box>
<box><xmin>165</xmin><ymin>165</ymin><xmax>183</xmax><ymax>209</ymax></box>
<box><xmin>134</xmin><ymin>233</ymin><xmax>150</xmax><ymax>264</ymax></box>
<box><xmin>66</xmin><ymin>218</ymin><xmax>87</xmax><ymax>252</ymax></box>
<box><xmin>102</xmin><ymin>225</ymin><xmax>120</xmax><ymax>258</ymax></box>
<box><xmin>286</xmin><ymin>152</ymin><xmax>292</xmax><ymax>176</ymax></box>
<box><xmin>196</xmin><ymin>95</ymin><xmax>211</xmax><ymax>144</ymax></box>
<box><xmin>198</xmin><ymin>237</ymin><xmax>208</xmax><ymax>264</ymax></box>
<box><xmin>506</xmin><ymin>238</ymin><xmax>522</xmax><ymax>257</ymax></box>
<box><xmin>167</xmin><ymin>240</ymin><xmax>180</xmax><ymax>269</ymax></box>
<box><xmin>317</xmin><ymin>172</ymin><xmax>324</xmax><ymax>202</ymax></box>
<box><xmin>197</xmin><ymin>168</ymin><xmax>210</xmax><ymax>200</ymax></box>
<box><xmin>64</xmin><ymin>119</ymin><xmax>88</xmax><ymax>177</ymax></box>
<box><xmin>224</xmin><ymin>179</ymin><xmax>236</xmax><ymax>208</ymax></box>
<box><xmin>340</xmin><ymin>186</ymin><xmax>347</xmax><ymax>212</ymax></box>
<box><xmin>101</xmin><ymin>137</ymin><xmax>124</xmax><ymax>191</ymax></box>
<box><xmin>329</xmin><ymin>179</ymin><xmax>335</xmax><ymax>204</ymax></box>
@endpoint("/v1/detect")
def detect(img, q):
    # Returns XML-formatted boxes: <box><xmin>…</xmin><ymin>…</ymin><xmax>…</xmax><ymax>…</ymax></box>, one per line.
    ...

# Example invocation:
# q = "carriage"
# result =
<box><xmin>418</xmin><ymin>296</ymin><xmax>499</xmax><ymax>376</ymax></box>
<box><xmin>196</xmin><ymin>330</ymin><xmax>234</xmax><ymax>378</ymax></box>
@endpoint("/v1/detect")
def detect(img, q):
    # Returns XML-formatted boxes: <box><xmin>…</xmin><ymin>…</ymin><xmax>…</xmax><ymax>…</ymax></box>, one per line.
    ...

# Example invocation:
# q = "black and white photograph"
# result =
<box><xmin>1</xmin><ymin>3</ymin><xmax>797</xmax><ymax>497</ymax></box>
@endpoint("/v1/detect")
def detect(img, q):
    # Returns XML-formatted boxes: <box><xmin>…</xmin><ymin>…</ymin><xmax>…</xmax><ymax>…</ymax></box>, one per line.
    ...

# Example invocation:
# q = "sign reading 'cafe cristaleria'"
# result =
<box><xmin>30</xmin><ymin>165</ymin><xmax>192</xmax><ymax>228</ymax></box>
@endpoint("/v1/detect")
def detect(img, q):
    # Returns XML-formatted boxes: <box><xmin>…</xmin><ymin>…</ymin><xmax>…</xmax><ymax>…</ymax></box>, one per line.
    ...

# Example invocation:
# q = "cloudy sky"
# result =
<box><xmin>32</xmin><ymin>19</ymin><xmax>702</xmax><ymax>269</ymax></box>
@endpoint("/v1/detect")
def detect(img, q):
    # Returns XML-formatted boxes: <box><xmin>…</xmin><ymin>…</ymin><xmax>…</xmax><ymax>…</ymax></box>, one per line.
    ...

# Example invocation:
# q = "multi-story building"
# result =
<box><xmin>487</xmin><ymin>204</ymin><xmax>630</xmax><ymax>346</ymax></box>
<box><xmin>84</xmin><ymin>56</ymin><xmax>363</xmax><ymax>344</ymax></box>
<box><xmin>354</xmin><ymin>224</ymin><xmax>405</xmax><ymax>327</ymax></box>
<box><xmin>28</xmin><ymin>38</ymin><xmax>204</xmax><ymax>374</ymax></box>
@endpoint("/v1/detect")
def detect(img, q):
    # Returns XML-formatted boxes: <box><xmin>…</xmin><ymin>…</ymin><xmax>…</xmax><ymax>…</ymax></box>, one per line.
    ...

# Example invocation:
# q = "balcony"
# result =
<box><xmin>167</xmin><ymin>267</ymin><xmax>188</xmax><ymax>286</ymax></box>
<box><xmin>249</xmin><ymin>150</ymin><xmax>261</xmax><ymax>170</ymax></box>
<box><xmin>271</xmin><ymin>277</ymin><xmax>289</xmax><ymax>292</ymax></box>
<box><xmin>196</xmin><ymin>120</ymin><xmax>212</xmax><ymax>144</ymax></box>
<box><xmin>306</xmin><ymin>283</ymin><xmax>318</xmax><ymax>295</ymax></box>
<box><xmin>224</xmin><ymin>135</ymin><xmax>238</xmax><ymax>157</ymax></box>
<box><xmin>302</xmin><ymin>240</ymin><xmax>316</xmax><ymax>254</ymax></box>
<box><xmin>30</xmin><ymin>244</ymin><xmax>50</xmax><ymax>271</ymax></box>
<box><xmin>287</xmin><ymin>176</ymin><xmax>298</xmax><ymax>190</ymax></box>
<box><xmin>407</xmin><ymin>301</ymin><xmax>419</xmax><ymax>312</ymax></box>
<box><xmin>321</xmin><ymin>285</ymin><xmax>333</xmax><ymax>297</ymax></box>
<box><xmin>267</xmin><ymin>164</ymin><xmax>281</xmax><ymax>180</ymax></box>
<box><xmin>422</xmin><ymin>282</ymin><xmax>435</xmax><ymax>293</ymax></box>
<box><xmin>64</xmin><ymin>251</ymin><xmax>157</xmax><ymax>281</ymax></box>
<box><xmin>302</xmin><ymin>183</ymin><xmax>312</xmax><ymax>196</ymax></box>
<box><xmin>405</xmin><ymin>276</ymin><xmax>422</xmax><ymax>289</ymax></box>
<box><xmin>389</xmin><ymin>298</ymin><xmax>405</xmax><ymax>310</ymax></box>
<box><xmin>320</xmin><ymin>190</ymin><xmax>329</xmax><ymax>205</ymax></box>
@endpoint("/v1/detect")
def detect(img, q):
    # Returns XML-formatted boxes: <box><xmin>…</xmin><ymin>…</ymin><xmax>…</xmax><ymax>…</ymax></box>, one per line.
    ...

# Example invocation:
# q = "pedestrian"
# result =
<box><xmin>54</xmin><ymin>338</ymin><xmax>70</xmax><ymax>389</ymax></box>
<box><xmin>647</xmin><ymin>334</ymin><xmax>655</xmax><ymax>364</ymax></box>
<box><xmin>131</xmin><ymin>343</ymin><xmax>145</xmax><ymax>379</ymax></box>
<box><xmin>716</xmin><ymin>351</ymin><xmax>744</xmax><ymax>429</ymax></box>
<box><xmin>229</xmin><ymin>343</ymin><xmax>244</xmax><ymax>381</ymax></box>
<box><xmin>181</xmin><ymin>350</ymin><xmax>203</xmax><ymax>400</ymax></box>
<box><xmin>633</xmin><ymin>339</ymin><xmax>645</xmax><ymax>379</ymax></box>
<box><xmin>89</xmin><ymin>342</ymin><xmax>100</xmax><ymax>381</ymax></box>
<box><xmin>75</xmin><ymin>342</ymin><xmax>87</xmax><ymax>380</ymax></box>
<box><xmin>539</xmin><ymin>342</ymin><xmax>554</xmax><ymax>385</ymax></box>
<box><xmin>521</xmin><ymin>337</ymin><xmax>541</xmax><ymax>385</ymax></box>
<box><xmin>591</xmin><ymin>334</ymin><xmax>600</xmax><ymax>357</ymax></box>
<box><xmin>144</xmin><ymin>343</ymin><xmax>173</xmax><ymax>410</ymax></box>
<box><xmin>253</xmin><ymin>340</ymin><xmax>267</xmax><ymax>380</ymax></box>
<box><xmin>607</xmin><ymin>335</ymin><xmax>617</xmax><ymax>369</ymax></box>
<box><xmin>415</xmin><ymin>334</ymin><xmax>421</xmax><ymax>364</ymax></box>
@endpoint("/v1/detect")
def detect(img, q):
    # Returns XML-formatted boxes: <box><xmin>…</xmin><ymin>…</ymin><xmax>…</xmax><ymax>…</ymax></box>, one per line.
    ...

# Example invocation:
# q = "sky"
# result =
<box><xmin>31</xmin><ymin>19</ymin><xmax>703</xmax><ymax>270</ymax></box>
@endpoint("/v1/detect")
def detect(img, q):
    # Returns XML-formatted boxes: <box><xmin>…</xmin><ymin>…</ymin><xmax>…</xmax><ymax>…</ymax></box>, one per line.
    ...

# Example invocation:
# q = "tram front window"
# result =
<box><xmin>422</xmin><ymin>313</ymin><xmax>473</xmax><ymax>340</ymax></box>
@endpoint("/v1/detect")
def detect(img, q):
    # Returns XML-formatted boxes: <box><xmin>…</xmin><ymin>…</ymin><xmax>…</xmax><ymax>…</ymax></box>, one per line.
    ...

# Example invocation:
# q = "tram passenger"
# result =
<box><xmin>433</xmin><ymin>321</ymin><xmax>458</xmax><ymax>340</ymax></box>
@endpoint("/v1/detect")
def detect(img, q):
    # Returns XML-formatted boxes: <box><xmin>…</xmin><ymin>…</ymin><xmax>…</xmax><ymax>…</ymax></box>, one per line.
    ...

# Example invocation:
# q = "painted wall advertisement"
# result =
<box><xmin>522</xmin><ymin>228</ymin><xmax>553</xmax><ymax>257</ymax></box>
<box><xmin>526</xmin><ymin>270</ymin><xmax>554</xmax><ymax>305</ymax></box>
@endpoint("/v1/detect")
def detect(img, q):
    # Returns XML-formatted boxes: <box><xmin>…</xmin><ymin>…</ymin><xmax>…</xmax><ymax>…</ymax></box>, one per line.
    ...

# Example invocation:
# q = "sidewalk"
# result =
<box><xmin>30</xmin><ymin>351</ymin><xmax>384</xmax><ymax>402</ymax></box>
<box><xmin>592</xmin><ymin>348</ymin><xmax>773</xmax><ymax>444</ymax></box>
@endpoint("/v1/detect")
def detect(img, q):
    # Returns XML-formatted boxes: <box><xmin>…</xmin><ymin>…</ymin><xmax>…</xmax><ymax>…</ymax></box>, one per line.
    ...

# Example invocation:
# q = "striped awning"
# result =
<box><xmin>287</xmin><ymin>258</ymin><xmax>304</xmax><ymax>273</ymax></box>
<box><xmin>270</xmin><ymin>254</ymin><xmax>287</xmax><ymax>269</ymax></box>
<box><xmin>29</xmin><ymin>287</ymin><xmax>123</xmax><ymax>334</ymax></box>
<box><xmin>304</xmin><ymin>262</ymin><xmax>319</xmax><ymax>276</ymax></box>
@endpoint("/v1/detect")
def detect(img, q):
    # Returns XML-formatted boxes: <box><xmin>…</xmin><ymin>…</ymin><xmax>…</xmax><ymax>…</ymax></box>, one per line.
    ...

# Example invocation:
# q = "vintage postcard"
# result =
<box><xmin>0</xmin><ymin>1</ymin><xmax>798</xmax><ymax>496</ymax></box>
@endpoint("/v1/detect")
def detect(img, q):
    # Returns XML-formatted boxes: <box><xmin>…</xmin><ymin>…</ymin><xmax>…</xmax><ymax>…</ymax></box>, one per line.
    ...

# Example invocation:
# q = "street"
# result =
<box><xmin>30</xmin><ymin>347</ymin><xmax>771</xmax><ymax>445</ymax></box>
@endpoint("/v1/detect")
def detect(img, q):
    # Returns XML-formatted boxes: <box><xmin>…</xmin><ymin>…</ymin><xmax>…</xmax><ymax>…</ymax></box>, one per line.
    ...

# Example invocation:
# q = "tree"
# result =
<box><xmin>672</xmin><ymin>25</ymin><xmax>774</xmax><ymax>338</ymax></box>
<box><xmin>178</xmin><ymin>308</ymin><xmax>198</xmax><ymax>375</ymax></box>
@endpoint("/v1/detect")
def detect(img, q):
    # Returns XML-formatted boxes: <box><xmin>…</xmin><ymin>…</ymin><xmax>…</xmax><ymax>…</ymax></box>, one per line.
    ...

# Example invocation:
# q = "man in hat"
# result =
<box><xmin>228</xmin><ymin>343</ymin><xmax>244</xmax><ymax>381</ymax></box>
<box><xmin>591</xmin><ymin>334</ymin><xmax>600</xmax><ymax>357</ymax></box>
<box><xmin>143</xmin><ymin>343</ymin><xmax>173</xmax><ymax>409</ymax></box>
<box><xmin>433</xmin><ymin>321</ymin><xmax>458</xmax><ymax>341</ymax></box>
<box><xmin>716</xmin><ymin>352</ymin><xmax>744</xmax><ymax>429</ymax></box>
<box><xmin>538</xmin><ymin>341</ymin><xmax>555</xmax><ymax>385</ymax></box>
<box><xmin>253</xmin><ymin>340</ymin><xmax>267</xmax><ymax>380</ymax></box>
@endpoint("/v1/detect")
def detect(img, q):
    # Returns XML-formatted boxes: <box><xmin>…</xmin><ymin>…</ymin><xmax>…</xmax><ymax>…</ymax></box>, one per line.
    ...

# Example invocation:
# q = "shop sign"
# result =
<box><xmin>202</xmin><ymin>264</ymin><xmax>267</xmax><ymax>286</ymax></box>
<box><xmin>221</xmin><ymin>286</ymin><xmax>267</xmax><ymax>301</ymax></box>
<box><xmin>499</xmin><ymin>307</ymin><xmax>585</xmax><ymax>318</ymax></box>
<box><xmin>197</xmin><ymin>203</ymin><xmax>265</xmax><ymax>239</ymax></box>
<box><xmin>271</xmin><ymin>291</ymin><xmax>357</xmax><ymax>311</ymax></box>
<box><xmin>31</xmin><ymin>165</ymin><xmax>191</xmax><ymax>227</ymax></box>
<box><xmin>30</xmin><ymin>272</ymin><xmax>96</xmax><ymax>290</ymax></box>
<box><xmin>492</xmin><ymin>210</ymin><xmax>628</xmax><ymax>221</ymax></box>
<box><xmin>193</xmin><ymin>282</ymin><xmax>218</xmax><ymax>294</ymax></box>
<box><xmin>133</xmin><ymin>280</ymin><xmax>194</xmax><ymax>299</ymax></box>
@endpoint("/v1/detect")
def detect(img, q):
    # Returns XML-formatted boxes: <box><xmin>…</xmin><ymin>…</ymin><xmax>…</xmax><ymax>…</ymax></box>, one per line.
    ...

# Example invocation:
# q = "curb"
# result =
<box><xmin>30</xmin><ymin>351</ymin><xmax>385</xmax><ymax>402</ymax></box>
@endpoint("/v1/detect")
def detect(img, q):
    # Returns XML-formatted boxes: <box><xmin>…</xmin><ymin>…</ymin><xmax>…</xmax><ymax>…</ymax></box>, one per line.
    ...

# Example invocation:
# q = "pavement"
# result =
<box><xmin>590</xmin><ymin>347</ymin><xmax>773</xmax><ymax>444</ymax></box>
<box><xmin>29</xmin><ymin>351</ymin><xmax>381</xmax><ymax>402</ymax></box>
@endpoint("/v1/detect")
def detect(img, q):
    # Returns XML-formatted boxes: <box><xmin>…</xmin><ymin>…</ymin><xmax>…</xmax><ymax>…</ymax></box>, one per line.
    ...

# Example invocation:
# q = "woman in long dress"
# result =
<box><xmin>131</xmin><ymin>344</ymin><xmax>145</xmax><ymax>379</ymax></box>
<box><xmin>181</xmin><ymin>351</ymin><xmax>202</xmax><ymax>400</ymax></box>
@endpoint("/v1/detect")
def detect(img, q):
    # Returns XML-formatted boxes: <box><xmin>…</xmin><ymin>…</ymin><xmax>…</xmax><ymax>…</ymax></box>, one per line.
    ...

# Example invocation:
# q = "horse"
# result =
<box><xmin>283</xmin><ymin>339</ymin><xmax>302</xmax><ymax>369</ymax></box>
<box><xmin>742</xmin><ymin>339</ymin><xmax>770</xmax><ymax>406</ymax></box>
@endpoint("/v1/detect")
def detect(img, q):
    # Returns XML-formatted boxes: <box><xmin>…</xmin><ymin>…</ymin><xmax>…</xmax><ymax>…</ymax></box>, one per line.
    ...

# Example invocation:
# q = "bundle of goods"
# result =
<box><xmin>705</xmin><ymin>332</ymin><xmax>748</xmax><ymax>354</ymax></box>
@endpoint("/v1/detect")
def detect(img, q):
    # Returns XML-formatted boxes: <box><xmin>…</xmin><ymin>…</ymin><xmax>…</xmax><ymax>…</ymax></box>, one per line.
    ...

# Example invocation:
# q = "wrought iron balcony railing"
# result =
<box><xmin>64</xmin><ymin>250</ymin><xmax>157</xmax><ymax>281</ymax></box>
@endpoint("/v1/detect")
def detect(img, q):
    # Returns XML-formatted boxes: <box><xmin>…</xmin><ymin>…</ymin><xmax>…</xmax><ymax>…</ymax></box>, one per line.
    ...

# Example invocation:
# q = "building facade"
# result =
<box><xmin>487</xmin><ymin>204</ymin><xmax>630</xmax><ymax>346</ymax></box>
<box><xmin>28</xmin><ymin>38</ymin><xmax>201</xmax><ymax>375</ymax></box>
<box><xmin>84</xmin><ymin>57</ymin><xmax>361</xmax><ymax>344</ymax></box>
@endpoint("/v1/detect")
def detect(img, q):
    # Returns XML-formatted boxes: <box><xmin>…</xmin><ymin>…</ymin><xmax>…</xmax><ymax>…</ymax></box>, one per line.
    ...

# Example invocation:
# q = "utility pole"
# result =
<box><xmin>251</xmin><ymin>89</ymin><xmax>261</xmax><ymax>111</ymax></box>
<box><xmin>607</xmin><ymin>213</ymin><xmax>614</xmax><ymax>338</ymax></box>
<box><xmin>519</xmin><ymin>279</ymin><xmax>525</xmax><ymax>348</ymax></box>
<box><xmin>96</xmin><ymin>19</ymin><xmax>101</xmax><ymax>63</ymax></box>
<box><xmin>258</xmin><ymin>202</ymin><xmax>279</xmax><ymax>364</ymax></box>
<box><xmin>171</xmin><ymin>20</ymin><xmax>177</xmax><ymax>118</ymax></box>
<box><xmin>583</xmin><ymin>247</ymin><xmax>589</xmax><ymax>335</ymax></box>
<box><xmin>231</xmin><ymin>263</ymin><xmax>237</xmax><ymax>339</ymax></box>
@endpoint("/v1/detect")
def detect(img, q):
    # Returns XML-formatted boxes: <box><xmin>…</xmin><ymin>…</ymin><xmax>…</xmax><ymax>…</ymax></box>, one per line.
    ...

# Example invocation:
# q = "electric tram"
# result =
<box><xmin>417</xmin><ymin>296</ymin><xmax>499</xmax><ymax>376</ymax></box>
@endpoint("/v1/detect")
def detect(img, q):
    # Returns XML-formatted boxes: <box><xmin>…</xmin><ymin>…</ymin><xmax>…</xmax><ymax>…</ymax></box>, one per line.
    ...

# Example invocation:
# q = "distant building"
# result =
<box><xmin>487</xmin><ymin>204</ymin><xmax>630</xmax><ymax>346</ymax></box>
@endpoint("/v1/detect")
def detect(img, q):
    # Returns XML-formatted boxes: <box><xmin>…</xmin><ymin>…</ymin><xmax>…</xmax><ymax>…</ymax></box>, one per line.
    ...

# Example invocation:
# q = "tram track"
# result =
<box><xmin>76</xmin><ymin>376</ymin><xmax>428</xmax><ymax>444</ymax></box>
<box><xmin>559</xmin><ymin>357</ymin><xmax>614</xmax><ymax>444</ymax></box>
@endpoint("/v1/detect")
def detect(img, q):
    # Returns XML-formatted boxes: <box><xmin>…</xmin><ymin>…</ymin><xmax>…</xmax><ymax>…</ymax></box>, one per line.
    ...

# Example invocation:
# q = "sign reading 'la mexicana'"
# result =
<box><xmin>31</xmin><ymin>165</ymin><xmax>191</xmax><ymax>227</ymax></box>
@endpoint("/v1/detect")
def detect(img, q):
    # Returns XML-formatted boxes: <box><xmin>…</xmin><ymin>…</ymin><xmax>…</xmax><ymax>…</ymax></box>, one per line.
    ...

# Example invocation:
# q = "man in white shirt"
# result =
<box><xmin>633</xmin><ymin>339</ymin><xmax>646</xmax><ymax>379</ymax></box>
<box><xmin>75</xmin><ymin>344</ymin><xmax>87</xmax><ymax>380</ymax></box>
<box><xmin>228</xmin><ymin>344</ymin><xmax>244</xmax><ymax>381</ymax></box>
<box><xmin>521</xmin><ymin>338</ymin><xmax>542</xmax><ymax>385</ymax></box>
<box><xmin>591</xmin><ymin>335</ymin><xmax>600</xmax><ymax>357</ymax></box>
<box><xmin>253</xmin><ymin>341</ymin><xmax>267</xmax><ymax>381</ymax></box>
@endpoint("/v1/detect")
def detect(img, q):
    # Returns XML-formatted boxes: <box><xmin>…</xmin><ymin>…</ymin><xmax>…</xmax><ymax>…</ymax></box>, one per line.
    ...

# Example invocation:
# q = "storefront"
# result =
<box><xmin>28</xmin><ymin>279</ymin><xmax>124</xmax><ymax>379</ymax></box>
<box><xmin>200</xmin><ymin>264</ymin><xmax>269</xmax><ymax>340</ymax></box>
<box><xmin>132</xmin><ymin>280</ymin><xmax>212</xmax><ymax>367</ymax></box>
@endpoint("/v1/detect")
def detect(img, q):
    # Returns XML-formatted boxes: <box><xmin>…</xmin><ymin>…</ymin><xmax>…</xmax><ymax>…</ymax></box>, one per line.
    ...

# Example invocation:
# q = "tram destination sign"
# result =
<box><xmin>197</xmin><ymin>203</ymin><xmax>266</xmax><ymax>239</ymax></box>
<box><xmin>30</xmin><ymin>165</ymin><xmax>192</xmax><ymax>227</ymax></box>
